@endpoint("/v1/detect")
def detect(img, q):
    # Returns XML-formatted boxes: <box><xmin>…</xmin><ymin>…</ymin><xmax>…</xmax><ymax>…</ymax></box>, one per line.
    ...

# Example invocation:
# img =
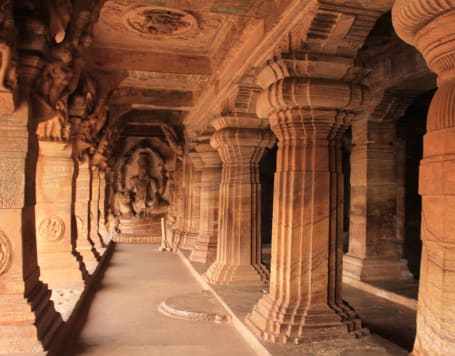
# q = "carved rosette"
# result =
<box><xmin>123</xmin><ymin>6</ymin><xmax>198</xmax><ymax>38</ymax></box>
<box><xmin>0</xmin><ymin>230</ymin><xmax>12</xmax><ymax>275</ymax></box>
<box><xmin>38</xmin><ymin>216</ymin><xmax>65</xmax><ymax>242</ymax></box>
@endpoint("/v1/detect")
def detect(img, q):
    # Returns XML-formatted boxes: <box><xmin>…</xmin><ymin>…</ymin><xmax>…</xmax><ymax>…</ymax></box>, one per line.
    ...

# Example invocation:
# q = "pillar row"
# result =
<box><xmin>392</xmin><ymin>2</ymin><xmax>455</xmax><ymax>354</ymax></box>
<box><xmin>246</xmin><ymin>73</ymin><xmax>367</xmax><ymax>343</ymax></box>
<box><xmin>204</xmin><ymin>117</ymin><xmax>275</xmax><ymax>285</ymax></box>
<box><xmin>189</xmin><ymin>139</ymin><xmax>222</xmax><ymax>263</ymax></box>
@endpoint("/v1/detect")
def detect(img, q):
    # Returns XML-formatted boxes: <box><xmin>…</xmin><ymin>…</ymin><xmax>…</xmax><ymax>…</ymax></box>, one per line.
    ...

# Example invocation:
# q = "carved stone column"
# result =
<box><xmin>189</xmin><ymin>138</ymin><xmax>222</xmax><ymax>263</ymax></box>
<box><xmin>204</xmin><ymin>116</ymin><xmax>275</xmax><ymax>285</ymax></box>
<box><xmin>89</xmin><ymin>166</ymin><xmax>105</xmax><ymax>256</ymax></box>
<box><xmin>0</xmin><ymin>102</ymin><xmax>63</xmax><ymax>353</ymax></box>
<box><xmin>344</xmin><ymin>119</ymin><xmax>412</xmax><ymax>281</ymax></box>
<box><xmin>98</xmin><ymin>169</ymin><xmax>110</xmax><ymax>244</ymax></box>
<box><xmin>180</xmin><ymin>151</ymin><xmax>203</xmax><ymax>251</ymax></box>
<box><xmin>246</xmin><ymin>64</ymin><xmax>367</xmax><ymax>342</ymax></box>
<box><xmin>35</xmin><ymin>140</ymin><xmax>84</xmax><ymax>292</ymax></box>
<box><xmin>75</xmin><ymin>160</ymin><xmax>98</xmax><ymax>274</ymax></box>
<box><xmin>174</xmin><ymin>156</ymin><xmax>193</xmax><ymax>249</ymax></box>
<box><xmin>393</xmin><ymin>2</ymin><xmax>455</xmax><ymax>354</ymax></box>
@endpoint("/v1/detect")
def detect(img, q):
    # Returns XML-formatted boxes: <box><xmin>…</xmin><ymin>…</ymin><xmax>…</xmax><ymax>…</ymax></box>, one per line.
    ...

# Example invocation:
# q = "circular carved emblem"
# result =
<box><xmin>124</xmin><ymin>6</ymin><xmax>197</xmax><ymax>37</ymax></box>
<box><xmin>0</xmin><ymin>231</ymin><xmax>12</xmax><ymax>275</ymax></box>
<box><xmin>39</xmin><ymin>216</ymin><xmax>65</xmax><ymax>242</ymax></box>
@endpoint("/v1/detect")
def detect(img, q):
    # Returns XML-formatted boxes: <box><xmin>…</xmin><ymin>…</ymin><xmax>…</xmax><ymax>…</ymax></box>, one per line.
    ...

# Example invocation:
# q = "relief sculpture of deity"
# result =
<box><xmin>126</xmin><ymin>152</ymin><xmax>168</xmax><ymax>217</ymax></box>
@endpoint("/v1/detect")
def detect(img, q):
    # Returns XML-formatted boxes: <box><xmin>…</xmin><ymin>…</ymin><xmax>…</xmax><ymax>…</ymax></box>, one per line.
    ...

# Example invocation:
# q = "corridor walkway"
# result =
<box><xmin>73</xmin><ymin>244</ymin><xmax>256</xmax><ymax>356</ymax></box>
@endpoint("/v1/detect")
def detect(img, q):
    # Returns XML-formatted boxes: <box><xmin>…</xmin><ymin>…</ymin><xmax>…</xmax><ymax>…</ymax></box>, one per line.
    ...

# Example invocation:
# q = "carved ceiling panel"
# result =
<box><xmin>94</xmin><ymin>0</ymin><xmax>233</xmax><ymax>54</ymax></box>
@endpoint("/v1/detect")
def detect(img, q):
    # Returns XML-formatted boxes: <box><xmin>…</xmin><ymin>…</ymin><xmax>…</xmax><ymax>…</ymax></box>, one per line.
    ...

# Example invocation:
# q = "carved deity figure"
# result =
<box><xmin>127</xmin><ymin>153</ymin><xmax>162</xmax><ymax>216</ymax></box>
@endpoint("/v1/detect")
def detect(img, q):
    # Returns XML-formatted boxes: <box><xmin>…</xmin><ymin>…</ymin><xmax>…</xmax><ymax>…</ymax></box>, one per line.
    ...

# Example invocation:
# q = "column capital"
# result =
<box><xmin>256</xmin><ymin>77</ymin><xmax>367</xmax><ymax>119</ymax></box>
<box><xmin>194</xmin><ymin>142</ymin><xmax>222</xmax><ymax>167</ymax></box>
<box><xmin>393</xmin><ymin>1</ymin><xmax>455</xmax><ymax>83</ymax></box>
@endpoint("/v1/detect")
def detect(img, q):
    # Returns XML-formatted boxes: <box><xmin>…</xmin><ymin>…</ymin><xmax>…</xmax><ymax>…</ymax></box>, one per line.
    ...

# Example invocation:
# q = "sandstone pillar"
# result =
<box><xmin>393</xmin><ymin>2</ymin><xmax>455</xmax><ymax>354</ymax></box>
<box><xmin>0</xmin><ymin>101</ymin><xmax>63</xmax><ymax>353</ymax></box>
<box><xmin>89</xmin><ymin>166</ymin><xmax>105</xmax><ymax>256</ymax></box>
<box><xmin>204</xmin><ymin>116</ymin><xmax>275</xmax><ymax>285</ymax></box>
<box><xmin>344</xmin><ymin>119</ymin><xmax>412</xmax><ymax>281</ymax></box>
<box><xmin>75</xmin><ymin>160</ymin><xmax>98</xmax><ymax>274</ymax></box>
<box><xmin>246</xmin><ymin>69</ymin><xmax>366</xmax><ymax>342</ymax></box>
<box><xmin>180</xmin><ymin>151</ymin><xmax>203</xmax><ymax>251</ymax></box>
<box><xmin>175</xmin><ymin>156</ymin><xmax>193</xmax><ymax>249</ymax></box>
<box><xmin>189</xmin><ymin>139</ymin><xmax>222</xmax><ymax>263</ymax></box>
<box><xmin>35</xmin><ymin>140</ymin><xmax>84</xmax><ymax>291</ymax></box>
<box><xmin>98</xmin><ymin>170</ymin><xmax>110</xmax><ymax>244</ymax></box>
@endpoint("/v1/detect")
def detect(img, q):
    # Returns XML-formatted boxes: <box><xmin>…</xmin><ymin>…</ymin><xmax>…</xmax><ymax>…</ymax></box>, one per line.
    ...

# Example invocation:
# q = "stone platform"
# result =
<box><xmin>115</xmin><ymin>216</ymin><xmax>162</xmax><ymax>244</ymax></box>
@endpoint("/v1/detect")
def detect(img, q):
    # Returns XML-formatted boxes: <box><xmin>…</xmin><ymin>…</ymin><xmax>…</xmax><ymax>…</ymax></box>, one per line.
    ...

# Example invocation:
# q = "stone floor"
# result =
<box><xmin>70</xmin><ymin>244</ymin><xmax>417</xmax><ymax>356</ymax></box>
<box><xmin>71</xmin><ymin>244</ymin><xmax>256</xmax><ymax>356</ymax></box>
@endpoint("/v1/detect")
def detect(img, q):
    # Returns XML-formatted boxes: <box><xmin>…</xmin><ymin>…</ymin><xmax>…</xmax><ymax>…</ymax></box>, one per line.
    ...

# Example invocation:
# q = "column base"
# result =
<box><xmin>0</xmin><ymin>281</ymin><xmax>63</xmax><ymax>354</ymax></box>
<box><xmin>38</xmin><ymin>252</ymin><xmax>85</xmax><ymax>290</ymax></box>
<box><xmin>204</xmin><ymin>262</ymin><xmax>269</xmax><ymax>286</ymax></box>
<box><xmin>189</xmin><ymin>235</ymin><xmax>217</xmax><ymax>263</ymax></box>
<box><xmin>343</xmin><ymin>255</ymin><xmax>413</xmax><ymax>281</ymax></box>
<box><xmin>246</xmin><ymin>294</ymin><xmax>367</xmax><ymax>344</ymax></box>
<box><xmin>180</xmin><ymin>231</ymin><xmax>198</xmax><ymax>251</ymax></box>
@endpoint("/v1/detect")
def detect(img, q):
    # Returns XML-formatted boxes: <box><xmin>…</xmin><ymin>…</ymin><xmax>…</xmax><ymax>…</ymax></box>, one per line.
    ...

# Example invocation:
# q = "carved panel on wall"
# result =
<box><xmin>39</xmin><ymin>216</ymin><xmax>65</xmax><ymax>242</ymax></box>
<box><xmin>0</xmin><ymin>159</ymin><xmax>24</xmax><ymax>209</ymax></box>
<box><xmin>0</xmin><ymin>230</ymin><xmax>12</xmax><ymax>275</ymax></box>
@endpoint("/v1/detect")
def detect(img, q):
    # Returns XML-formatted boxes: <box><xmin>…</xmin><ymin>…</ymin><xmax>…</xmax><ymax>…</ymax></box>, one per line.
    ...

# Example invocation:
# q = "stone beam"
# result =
<box><xmin>109</xmin><ymin>88</ymin><xmax>193</xmax><ymax>109</ymax></box>
<box><xmin>87</xmin><ymin>47</ymin><xmax>212</xmax><ymax>75</ymax></box>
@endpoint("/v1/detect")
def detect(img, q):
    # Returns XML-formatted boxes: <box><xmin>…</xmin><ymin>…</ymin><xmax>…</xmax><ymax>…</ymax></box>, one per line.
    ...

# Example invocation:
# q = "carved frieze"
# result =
<box><xmin>0</xmin><ymin>230</ymin><xmax>12</xmax><ymax>275</ymax></box>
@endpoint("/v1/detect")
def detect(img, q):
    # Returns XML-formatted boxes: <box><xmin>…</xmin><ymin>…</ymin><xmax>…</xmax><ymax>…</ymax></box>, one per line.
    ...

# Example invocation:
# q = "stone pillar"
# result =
<box><xmin>75</xmin><ymin>160</ymin><xmax>98</xmax><ymax>274</ymax></box>
<box><xmin>89</xmin><ymin>166</ymin><xmax>105</xmax><ymax>256</ymax></box>
<box><xmin>98</xmin><ymin>169</ymin><xmax>110</xmax><ymax>244</ymax></box>
<box><xmin>344</xmin><ymin>119</ymin><xmax>412</xmax><ymax>281</ymax></box>
<box><xmin>35</xmin><ymin>140</ymin><xmax>84</xmax><ymax>291</ymax></box>
<box><xmin>246</xmin><ymin>69</ymin><xmax>366</xmax><ymax>342</ymax></box>
<box><xmin>175</xmin><ymin>156</ymin><xmax>193</xmax><ymax>249</ymax></box>
<box><xmin>204</xmin><ymin>116</ymin><xmax>275</xmax><ymax>285</ymax></box>
<box><xmin>0</xmin><ymin>101</ymin><xmax>63</xmax><ymax>353</ymax></box>
<box><xmin>180</xmin><ymin>151</ymin><xmax>203</xmax><ymax>251</ymax></box>
<box><xmin>393</xmin><ymin>2</ymin><xmax>455</xmax><ymax>354</ymax></box>
<box><xmin>189</xmin><ymin>139</ymin><xmax>222</xmax><ymax>263</ymax></box>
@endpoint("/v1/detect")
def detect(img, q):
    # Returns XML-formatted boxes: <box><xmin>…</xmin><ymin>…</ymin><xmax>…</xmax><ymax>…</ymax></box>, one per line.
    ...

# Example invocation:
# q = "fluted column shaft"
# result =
<box><xmin>247</xmin><ymin>75</ymin><xmax>367</xmax><ymax>343</ymax></box>
<box><xmin>393</xmin><ymin>2</ymin><xmax>455</xmax><ymax>355</ymax></box>
<box><xmin>204</xmin><ymin>125</ymin><xmax>275</xmax><ymax>285</ymax></box>
<box><xmin>189</xmin><ymin>142</ymin><xmax>222</xmax><ymax>263</ymax></box>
